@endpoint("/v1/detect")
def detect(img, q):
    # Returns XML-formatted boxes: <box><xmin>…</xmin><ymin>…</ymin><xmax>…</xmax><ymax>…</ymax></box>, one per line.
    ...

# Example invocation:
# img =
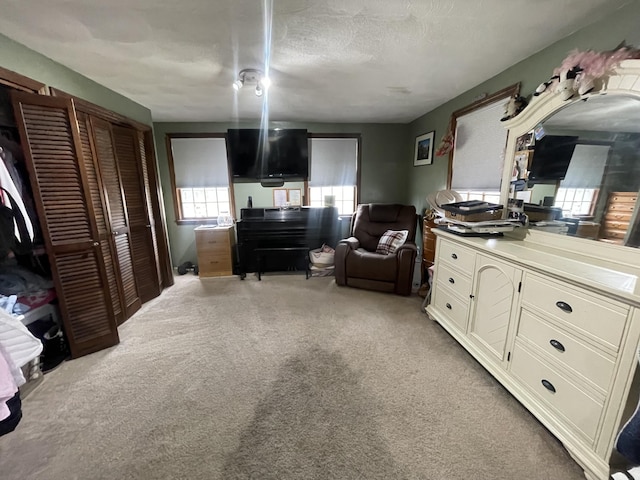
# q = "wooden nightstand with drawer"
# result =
<box><xmin>194</xmin><ymin>225</ymin><xmax>236</xmax><ymax>277</ymax></box>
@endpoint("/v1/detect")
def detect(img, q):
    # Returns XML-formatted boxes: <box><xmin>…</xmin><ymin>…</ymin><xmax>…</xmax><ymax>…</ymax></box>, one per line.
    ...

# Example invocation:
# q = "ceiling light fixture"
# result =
<box><xmin>232</xmin><ymin>68</ymin><xmax>270</xmax><ymax>96</ymax></box>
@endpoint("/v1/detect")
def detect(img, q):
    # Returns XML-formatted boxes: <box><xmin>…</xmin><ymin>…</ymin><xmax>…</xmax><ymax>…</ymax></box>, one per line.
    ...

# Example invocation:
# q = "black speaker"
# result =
<box><xmin>260</xmin><ymin>178</ymin><xmax>285</xmax><ymax>188</ymax></box>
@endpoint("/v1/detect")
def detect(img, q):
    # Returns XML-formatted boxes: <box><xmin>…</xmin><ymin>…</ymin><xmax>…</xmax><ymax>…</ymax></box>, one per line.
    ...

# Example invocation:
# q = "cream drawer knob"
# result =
<box><xmin>555</xmin><ymin>301</ymin><xmax>573</xmax><ymax>313</ymax></box>
<box><xmin>451</xmin><ymin>253</ymin><xmax>458</xmax><ymax>259</ymax></box>
<box><xmin>541</xmin><ymin>379</ymin><xmax>556</xmax><ymax>393</ymax></box>
<box><xmin>446</xmin><ymin>303</ymin><xmax>452</xmax><ymax>310</ymax></box>
<box><xmin>448</xmin><ymin>277</ymin><xmax>455</xmax><ymax>284</ymax></box>
<box><xmin>549</xmin><ymin>339</ymin><xmax>565</xmax><ymax>352</ymax></box>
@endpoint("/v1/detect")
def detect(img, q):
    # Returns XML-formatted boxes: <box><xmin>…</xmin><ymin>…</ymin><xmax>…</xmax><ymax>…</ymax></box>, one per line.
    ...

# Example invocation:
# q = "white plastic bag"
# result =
<box><xmin>309</xmin><ymin>244</ymin><xmax>335</xmax><ymax>268</ymax></box>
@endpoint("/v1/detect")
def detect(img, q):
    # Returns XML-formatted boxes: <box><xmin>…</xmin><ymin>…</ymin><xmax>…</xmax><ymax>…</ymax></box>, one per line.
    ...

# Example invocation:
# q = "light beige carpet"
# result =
<box><xmin>0</xmin><ymin>274</ymin><xmax>584</xmax><ymax>479</ymax></box>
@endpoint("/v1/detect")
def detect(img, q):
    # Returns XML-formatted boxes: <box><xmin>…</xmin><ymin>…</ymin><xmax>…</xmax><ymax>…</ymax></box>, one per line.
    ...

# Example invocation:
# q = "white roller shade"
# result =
<box><xmin>451</xmin><ymin>100</ymin><xmax>508</xmax><ymax>191</ymax></box>
<box><xmin>171</xmin><ymin>137</ymin><xmax>229</xmax><ymax>187</ymax></box>
<box><xmin>309</xmin><ymin>138</ymin><xmax>357</xmax><ymax>186</ymax></box>
<box><xmin>561</xmin><ymin>144</ymin><xmax>610</xmax><ymax>188</ymax></box>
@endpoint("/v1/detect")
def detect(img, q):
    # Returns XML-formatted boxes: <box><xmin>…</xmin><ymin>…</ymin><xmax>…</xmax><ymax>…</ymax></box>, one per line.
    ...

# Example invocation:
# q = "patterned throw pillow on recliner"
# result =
<box><xmin>376</xmin><ymin>230</ymin><xmax>409</xmax><ymax>255</ymax></box>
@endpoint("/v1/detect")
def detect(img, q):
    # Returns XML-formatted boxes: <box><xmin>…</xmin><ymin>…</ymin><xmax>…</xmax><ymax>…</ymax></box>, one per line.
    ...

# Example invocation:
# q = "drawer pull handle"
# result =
<box><xmin>549</xmin><ymin>339</ymin><xmax>565</xmax><ymax>352</ymax></box>
<box><xmin>555</xmin><ymin>301</ymin><xmax>573</xmax><ymax>313</ymax></box>
<box><xmin>448</xmin><ymin>277</ymin><xmax>455</xmax><ymax>284</ymax></box>
<box><xmin>451</xmin><ymin>253</ymin><xmax>458</xmax><ymax>260</ymax></box>
<box><xmin>445</xmin><ymin>303</ymin><xmax>452</xmax><ymax>310</ymax></box>
<box><xmin>541</xmin><ymin>379</ymin><xmax>556</xmax><ymax>393</ymax></box>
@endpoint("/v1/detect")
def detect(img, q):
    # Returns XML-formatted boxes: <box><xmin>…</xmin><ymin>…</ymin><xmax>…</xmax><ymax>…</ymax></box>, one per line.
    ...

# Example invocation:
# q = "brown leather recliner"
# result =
<box><xmin>335</xmin><ymin>203</ymin><xmax>418</xmax><ymax>295</ymax></box>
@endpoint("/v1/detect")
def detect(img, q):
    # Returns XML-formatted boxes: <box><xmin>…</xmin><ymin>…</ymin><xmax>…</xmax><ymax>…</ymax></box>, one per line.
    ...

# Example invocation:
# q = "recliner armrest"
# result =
<box><xmin>339</xmin><ymin>236</ymin><xmax>360</xmax><ymax>250</ymax></box>
<box><xmin>396</xmin><ymin>242</ymin><xmax>417</xmax><ymax>254</ymax></box>
<box><xmin>335</xmin><ymin>237</ymin><xmax>359</xmax><ymax>286</ymax></box>
<box><xmin>395</xmin><ymin>242</ymin><xmax>418</xmax><ymax>295</ymax></box>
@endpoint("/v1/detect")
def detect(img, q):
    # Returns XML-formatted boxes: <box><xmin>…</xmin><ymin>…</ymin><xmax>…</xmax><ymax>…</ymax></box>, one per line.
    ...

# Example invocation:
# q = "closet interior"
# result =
<box><xmin>0</xmin><ymin>67</ymin><xmax>173</xmax><ymax>363</ymax></box>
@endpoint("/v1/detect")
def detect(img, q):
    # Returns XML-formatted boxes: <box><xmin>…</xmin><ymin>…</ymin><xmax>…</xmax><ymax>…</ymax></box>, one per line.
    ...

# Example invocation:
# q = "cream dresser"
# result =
<box><xmin>194</xmin><ymin>225</ymin><xmax>236</xmax><ymax>277</ymax></box>
<box><xmin>426</xmin><ymin>229</ymin><xmax>640</xmax><ymax>480</ymax></box>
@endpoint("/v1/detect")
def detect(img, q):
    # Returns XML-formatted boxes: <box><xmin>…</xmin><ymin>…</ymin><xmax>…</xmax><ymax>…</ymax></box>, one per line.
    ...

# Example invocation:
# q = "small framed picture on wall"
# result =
<box><xmin>273</xmin><ymin>188</ymin><xmax>287</xmax><ymax>207</ymax></box>
<box><xmin>287</xmin><ymin>189</ymin><xmax>302</xmax><ymax>206</ymax></box>
<box><xmin>414</xmin><ymin>131</ymin><xmax>435</xmax><ymax>166</ymax></box>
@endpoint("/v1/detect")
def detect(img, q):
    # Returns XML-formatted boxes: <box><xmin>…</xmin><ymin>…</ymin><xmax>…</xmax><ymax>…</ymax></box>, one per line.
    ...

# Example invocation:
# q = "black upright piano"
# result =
<box><xmin>236</xmin><ymin>207</ymin><xmax>339</xmax><ymax>278</ymax></box>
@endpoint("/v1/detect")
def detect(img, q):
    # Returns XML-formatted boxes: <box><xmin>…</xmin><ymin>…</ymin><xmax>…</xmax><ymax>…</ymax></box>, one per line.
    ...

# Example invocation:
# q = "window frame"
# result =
<box><xmin>166</xmin><ymin>132</ymin><xmax>235</xmax><ymax>225</ymax></box>
<box><xmin>308</xmin><ymin>185</ymin><xmax>357</xmax><ymax>215</ymax></box>
<box><xmin>554</xmin><ymin>187</ymin><xmax>599</xmax><ymax>217</ymax></box>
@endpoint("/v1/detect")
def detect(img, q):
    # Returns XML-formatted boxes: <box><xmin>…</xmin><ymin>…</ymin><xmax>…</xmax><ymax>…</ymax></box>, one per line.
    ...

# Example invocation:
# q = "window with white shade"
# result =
<box><xmin>448</xmin><ymin>84</ymin><xmax>519</xmax><ymax>199</ymax></box>
<box><xmin>553</xmin><ymin>143</ymin><xmax>610</xmax><ymax>216</ymax></box>
<box><xmin>451</xmin><ymin>101</ymin><xmax>508</xmax><ymax>193</ymax></box>
<box><xmin>308</xmin><ymin>136</ymin><xmax>359</xmax><ymax>215</ymax></box>
<box><xmin>168</xmin><ymin>135</ymin><xmax>232</xmax><ymax>222</ymax></box>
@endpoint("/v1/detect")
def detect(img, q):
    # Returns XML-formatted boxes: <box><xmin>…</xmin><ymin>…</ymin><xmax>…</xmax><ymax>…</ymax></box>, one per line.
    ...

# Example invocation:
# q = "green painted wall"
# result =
<box><xmin>156</xmin><ymin>1</ymin><xmax>640</xmax><ymax>265</ymax></box>
<box><xmin>1</xmin><ymin>5</ymin><xmax>637</xmax><ymax>266</ymax></box>
<box><xmin>407</xmin><ymin>0</ymin><xmax>640</xmax><ymax>219</ymax></box>
<box><xmin>0</xmin><ymin>33</ymin><xmax>151</xmax><ymax>124</ymax></box>
<box><xmin>153</xmin><ymin>122</ymin><xmax>409</xmax><ymax>265</ymax></box>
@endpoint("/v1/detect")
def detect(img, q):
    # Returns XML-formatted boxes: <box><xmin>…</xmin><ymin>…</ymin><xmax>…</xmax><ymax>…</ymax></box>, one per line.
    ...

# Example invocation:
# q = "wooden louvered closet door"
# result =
<box><xmin>89</xmin><ymin>117</ymin><xmax>141</xmax><ymax>320</ymax></box>
<box><xmin>142</xmin><ymin>130</ymin><xmax>174</xmax><ymax>288</ymax></box>
<box><xmin>136</xmin><ymin>130</ymin><xmax>163</xmax><ymax>288</ymax></box>
<box><xmin>112</xmin><ymin>125</ymin><xmax>161</xmax><ymax>303</ymax></box>
<box><xmin>11</xmin><ymin>92</ymin><xmax>118</xmax><ymax>358</ymax></box>
<box><xmin>76</xmin><ymin>112</ymin><xmax>126</xmax><ymax>325</ymax></box>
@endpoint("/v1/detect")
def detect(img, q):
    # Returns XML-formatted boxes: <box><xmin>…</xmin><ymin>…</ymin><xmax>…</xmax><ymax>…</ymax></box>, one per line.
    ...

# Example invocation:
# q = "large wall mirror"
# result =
<box><xmin>501</xmin><ymin>61</ymin><xmax>640</xmax><ymax>250</ymax></box>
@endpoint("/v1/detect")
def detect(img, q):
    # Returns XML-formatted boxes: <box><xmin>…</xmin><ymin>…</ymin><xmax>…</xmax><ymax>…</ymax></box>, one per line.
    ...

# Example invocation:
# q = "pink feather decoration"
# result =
<box><xmin>553</xmin><ymin>47</ymin><xmax>640</xmax><ymax>79</ymax></box>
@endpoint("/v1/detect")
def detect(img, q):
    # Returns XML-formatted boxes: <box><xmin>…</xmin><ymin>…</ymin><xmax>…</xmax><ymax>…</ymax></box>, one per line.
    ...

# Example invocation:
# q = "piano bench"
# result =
<box><xmin>254</xmin><ymin>247</ymin><xmax>310</xmax><ymax>281</ymax></box>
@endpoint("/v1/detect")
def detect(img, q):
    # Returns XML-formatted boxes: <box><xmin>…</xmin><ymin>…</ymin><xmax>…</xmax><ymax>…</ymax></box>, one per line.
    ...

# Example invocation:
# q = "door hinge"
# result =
<box><xmin>507</xmin><ymin>351</ymin><xmax>511</xmax><ymax>362</ymax></box>
<box><xmin>517</xmin><ymin>281</ymin><xmax>522</xmax><ymax>293</ymax></box>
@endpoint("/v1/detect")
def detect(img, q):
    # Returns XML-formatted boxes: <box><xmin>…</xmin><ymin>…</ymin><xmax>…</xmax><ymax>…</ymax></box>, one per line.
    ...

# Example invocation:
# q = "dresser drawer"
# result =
<box><xmin>437</xmin><ymin>239</ymin><xmax>476</xmax><ymax>273</ymax></box>
<box><xmin>604</xmin><ymin>212</ymin><xmax>632</xmax><ymax>223</ymax></box>
<box><xmin>521</xmin><ymin>274</ymin><xmax>629</xmax><ymax>349</ymax></box>
<box><xmin>432</xmin><ymin>286</ymin><xmax>469</xmax><ymax>332</ymax></box>
<box><xmin>608</xmin><ymin>202</ymin><xmax>636</xmax><ymax>213</ymax></box>
<box><xmin>609</xmin><ymin>192</ymin><xmax>638</xmax><ymax>204</ymax></box>
<box><xmin>517</xmin><ymin>310</ymin><xmax>615</xmax><ymax>393</ymax></box>
<box><xmin>198</xmin><ymin>252</ymin><xmax>233</xmax><ymax>276</ymax></box>
<box><xmin>510</xmin><ymin>344</ymin><xmax>603</xmax><ymax>442</ymax></box>
<box><xmin>602</xmin><ymin>220</ymin><xmax>630</xmax><ymax>232</ymax></box>
<box><xmin>436</xmin><ymin>262</ymin><xmax>472</xmax><ymax>299</ymax></box>
<box><xmin>601</xmin><ymin>228</ymin><xmax>628</xmax><ymax>240</ymax></box>
<box><xmin>195</xmin><ymin>231</ymin><xmax>231</xmax><ymax>254</ymax></box>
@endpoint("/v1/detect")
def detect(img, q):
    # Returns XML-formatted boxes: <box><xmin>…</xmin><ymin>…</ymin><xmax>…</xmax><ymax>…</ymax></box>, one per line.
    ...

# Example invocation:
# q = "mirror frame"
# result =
<box><xmin>501</xmin><ymin>59</ymin><xmax>640</xmax><ymax>269</ymax></box>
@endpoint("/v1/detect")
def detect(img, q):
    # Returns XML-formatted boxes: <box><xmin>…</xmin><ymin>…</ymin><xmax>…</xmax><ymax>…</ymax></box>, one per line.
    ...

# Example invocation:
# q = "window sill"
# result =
<box><xmin>175</xmin><ymin>219</ymin><xmax>220</xmax><ymax>226</ymax></box>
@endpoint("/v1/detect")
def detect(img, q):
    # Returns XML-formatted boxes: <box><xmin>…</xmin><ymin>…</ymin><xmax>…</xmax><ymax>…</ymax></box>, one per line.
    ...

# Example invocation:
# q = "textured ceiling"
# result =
<box><xmin>0</xmin><ymin>0</ymin><xmax>630</xmax><ymax>123</ymax></box>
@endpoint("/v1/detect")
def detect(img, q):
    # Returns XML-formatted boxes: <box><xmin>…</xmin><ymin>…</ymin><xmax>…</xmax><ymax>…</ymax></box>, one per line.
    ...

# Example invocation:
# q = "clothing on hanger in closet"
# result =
<box><xmin>0</xmin><ymin>147</ymin><xmax>33</xmax><ymax>243</ymax></box>
<box><xmin>0</xmin><ymin>339</ymin><xmax>22</xmax><ymax>436</ymax></box>
<box><xmin>0</xmin><ymin>137</ymin><xmax>39</xmax><ymax>240</ymax></box>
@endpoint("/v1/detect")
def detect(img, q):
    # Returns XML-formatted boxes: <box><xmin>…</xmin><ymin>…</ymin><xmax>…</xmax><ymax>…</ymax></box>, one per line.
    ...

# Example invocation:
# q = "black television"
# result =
<box><xmin>226</xmin><ymin>129</ymin><xmax>262</xmax><ymax>181</ymax></box>
<box><xmin>528</xmin><ymin>135</ymin><xmax>579</xmax><ymax>183</ymax></box>
<box><xmin>227</xmin><ymin>129</ymin><xmax>309</xmax><ymax>182</ymax></box>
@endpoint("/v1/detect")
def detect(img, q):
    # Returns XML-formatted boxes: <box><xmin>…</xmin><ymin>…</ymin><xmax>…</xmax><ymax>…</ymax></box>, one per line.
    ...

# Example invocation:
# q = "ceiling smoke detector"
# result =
<box><xmin>233</xmin><ymin>68</ymin><xmax>270</xmax><ymax>97</ymax></box>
